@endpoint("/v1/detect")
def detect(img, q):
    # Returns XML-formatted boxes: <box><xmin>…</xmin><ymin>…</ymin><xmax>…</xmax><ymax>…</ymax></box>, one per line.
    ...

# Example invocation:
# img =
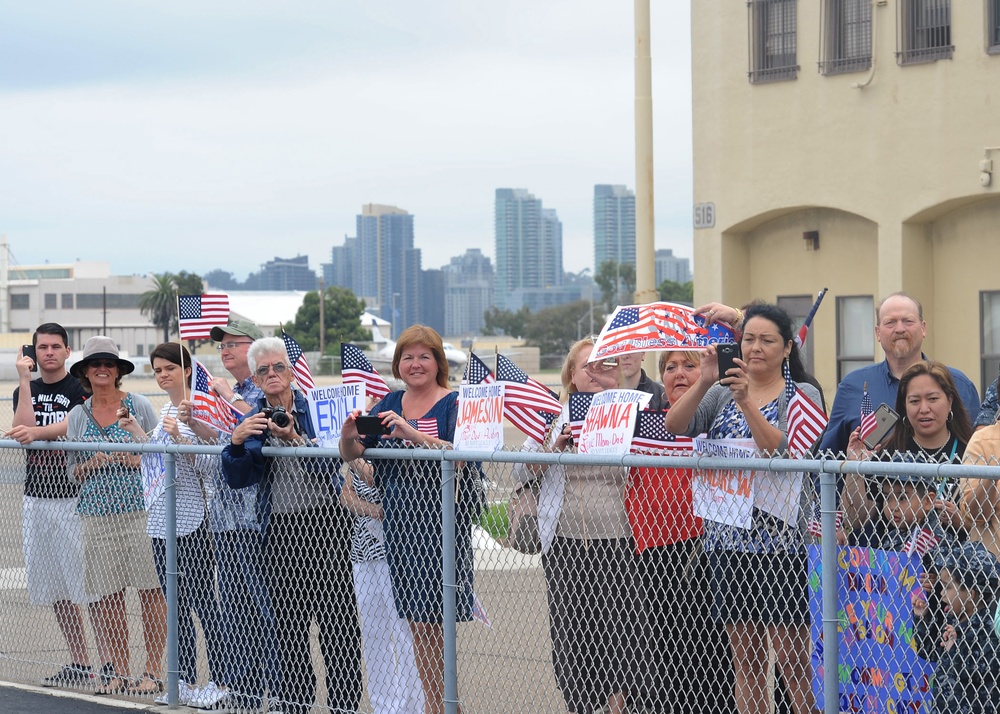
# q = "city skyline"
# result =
<box><xmin>0</xmin><ymin>1</ymin><xmax>694</xmax><ymax>282</ymax></box>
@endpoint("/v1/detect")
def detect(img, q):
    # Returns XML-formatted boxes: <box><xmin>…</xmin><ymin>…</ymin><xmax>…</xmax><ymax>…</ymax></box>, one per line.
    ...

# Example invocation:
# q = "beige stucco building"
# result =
<box><xmin>691</xmin><ymin>0</ymin><xmax>1000</xmax><ymax>398</ymax></box>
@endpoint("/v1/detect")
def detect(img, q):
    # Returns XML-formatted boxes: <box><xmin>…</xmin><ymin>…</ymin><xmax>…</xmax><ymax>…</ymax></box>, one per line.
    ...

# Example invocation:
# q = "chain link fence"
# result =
<box><xmin>2</xmin><ymin>429</ymin><xmax>1000</xmax><ymax>714</ymax></box>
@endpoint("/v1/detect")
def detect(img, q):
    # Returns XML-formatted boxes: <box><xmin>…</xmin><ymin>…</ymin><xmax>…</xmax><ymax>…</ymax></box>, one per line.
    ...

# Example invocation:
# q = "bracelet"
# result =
<box><xmin>733</xmin><ymin>307</ymin><xmax>744</xmax><ymax>326</ymax></box>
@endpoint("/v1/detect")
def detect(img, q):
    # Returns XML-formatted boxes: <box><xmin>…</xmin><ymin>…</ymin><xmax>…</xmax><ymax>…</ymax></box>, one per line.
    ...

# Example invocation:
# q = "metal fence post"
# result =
<box><xmin>441</xmin><ymin>458</ymin><xmax>458</xmax><ymax>714</ymax></box>
<box><xmin>163</xmin><ymin>451</ymin><xmax>179</xmax><ymax>709</ymax></box>
<box><xmin>820</xmin><ymin>466</ymin><xmax>839</xmax><ymax>714</ymax></box>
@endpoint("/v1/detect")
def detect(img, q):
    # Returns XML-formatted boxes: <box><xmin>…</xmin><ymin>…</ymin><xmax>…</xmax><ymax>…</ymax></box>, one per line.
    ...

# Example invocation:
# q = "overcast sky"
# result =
<box><xmin>0</xmin><ymin>1</ymin><xmax>693</xmax><ymax>283</ymax></box>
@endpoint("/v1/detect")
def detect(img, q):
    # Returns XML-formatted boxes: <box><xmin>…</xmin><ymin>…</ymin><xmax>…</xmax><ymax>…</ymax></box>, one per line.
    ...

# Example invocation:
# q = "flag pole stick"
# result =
<box><xmin>175</xmin><ymin>293</ymin><xmax>190</xmax><ymax>403</ymax></box>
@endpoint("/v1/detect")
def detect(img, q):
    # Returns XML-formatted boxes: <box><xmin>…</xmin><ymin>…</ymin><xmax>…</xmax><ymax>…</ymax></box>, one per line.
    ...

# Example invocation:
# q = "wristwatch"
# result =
<box><xmin>231</xmin><ymin>394</ymin><xmax>246</xmax><ymax>403</ymax></box>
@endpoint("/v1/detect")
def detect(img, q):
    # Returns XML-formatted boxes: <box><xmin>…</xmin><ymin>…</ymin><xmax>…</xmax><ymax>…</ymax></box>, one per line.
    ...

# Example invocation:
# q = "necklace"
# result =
<box><xmin>915</xmin><ymin>435</ymin><xmax>952</xmax><ymax>458</ymax></box>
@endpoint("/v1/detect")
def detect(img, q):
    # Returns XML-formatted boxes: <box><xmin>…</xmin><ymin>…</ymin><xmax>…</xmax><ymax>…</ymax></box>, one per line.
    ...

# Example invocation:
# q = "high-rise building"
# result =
<box><xmin>257</xmin><ymin>255</ymin><xmax>317</xmax><ymax>291</ymax></box>
<box><xmin>419</xmin><ymin>268</ymin><xmax>446</xmax><ymax>335</ymax></box>
<box><xmin>593</xmin><ymin>184</ymin><xmax>636</xmax><ymax>271</ymax></box>
<box><xmin>494</xmin><ymin>188</ymin><xmax>564</xmax><ymax>312</ymax></box>
<box><xmin>444</xmin><ymin>249</ymin><xmax>494</xmax><ymax>336</ymax></box>
<box><xmin>322</xmin><ymin>236</ymin><xmax>356</xmax><ymax>292</ymax></box>
<box><xmin>355</xmin><ymin>204</ymin><xmax>420</xmax><ymax>338</ymax></box>
<box><xmin>654</xmin><ymin>249</ymin><xmax>692</xmax><ymax>285</ymax></box>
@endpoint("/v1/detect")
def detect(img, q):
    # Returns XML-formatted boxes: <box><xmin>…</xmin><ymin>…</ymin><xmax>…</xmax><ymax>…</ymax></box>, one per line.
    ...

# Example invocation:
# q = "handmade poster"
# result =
<box><xmin>308</xmin><ymin>383</ymin><xmax>363</xmax><ymax>447</ymax></box>
<box><xmin>691</xmin><ymin>437</ymin><xmax>756</xmax><ymax>529</ymax></box>
<box><xmin>577</xmin><ymin>389</ymin><xmax>651</xmax><ymax>455</ymax></box>
<box><xmin>454</xmin><ymin>382</ymin><xmax>505</xmax><ymax>451</ymax></box>
<box><xmin>807</xmin><ymin>546</ymin><xmax>934</xmax><ymax>714</ymax></box>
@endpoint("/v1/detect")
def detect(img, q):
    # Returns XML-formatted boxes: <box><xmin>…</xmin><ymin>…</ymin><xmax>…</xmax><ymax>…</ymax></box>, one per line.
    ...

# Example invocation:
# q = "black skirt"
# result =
<box><xmin>542</xmin><ymin>535</ymin><xmax>636</xmax><ymax>714</ymax></box>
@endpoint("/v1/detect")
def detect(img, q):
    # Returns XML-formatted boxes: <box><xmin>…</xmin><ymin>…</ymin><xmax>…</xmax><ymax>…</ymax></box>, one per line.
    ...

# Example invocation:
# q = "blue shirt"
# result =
<box><xmin>976</xmin><ymin>378</ymin><xmax>998</xmax><ymax>427</ymax></box>
<box><xmin>819</xmin><ymin>358</ymin><xmax>980</xmax><ymax>455</ymax></box>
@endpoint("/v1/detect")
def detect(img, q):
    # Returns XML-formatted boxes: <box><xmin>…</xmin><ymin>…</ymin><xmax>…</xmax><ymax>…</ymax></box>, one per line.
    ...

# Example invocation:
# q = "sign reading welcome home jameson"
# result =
<box><xmin>454</xmin><ymin>383</ymin><xmax>505</xmax><ymax>451</ymax></box>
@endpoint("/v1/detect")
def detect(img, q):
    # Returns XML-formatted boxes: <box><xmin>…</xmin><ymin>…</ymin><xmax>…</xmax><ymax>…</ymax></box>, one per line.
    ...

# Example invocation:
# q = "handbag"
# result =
<box><xmin>506</xmin><ymin>479</ymin><xmax>542</xmax><ymax>555</ymax></box>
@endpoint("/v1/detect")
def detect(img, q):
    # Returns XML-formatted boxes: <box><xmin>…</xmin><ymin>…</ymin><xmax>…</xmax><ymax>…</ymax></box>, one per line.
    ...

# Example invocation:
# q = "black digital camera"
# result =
<box><xmin>262</xmin><ymin>406</ymin><xmax>291</xmax><ymax>428</ymax></box>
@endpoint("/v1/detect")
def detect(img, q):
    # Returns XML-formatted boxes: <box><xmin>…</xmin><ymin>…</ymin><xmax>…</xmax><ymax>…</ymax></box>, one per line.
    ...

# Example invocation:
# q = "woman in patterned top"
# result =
<box><xmin>64</xmin><ymin>336</ymin><xmax>163</xmax><ymax>696</ymax></box>
<box><xmin>665</xmin><ymin>304</ymin><xmax>821</xmax><ymax>714</ymax></box>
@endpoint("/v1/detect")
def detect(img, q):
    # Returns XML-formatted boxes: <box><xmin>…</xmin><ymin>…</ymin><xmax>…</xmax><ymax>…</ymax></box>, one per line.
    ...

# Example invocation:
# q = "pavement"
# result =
<box><xmin>0</xmin><ymin>681</ymin><xmax>158</xmax><ymax>714</ymax></box>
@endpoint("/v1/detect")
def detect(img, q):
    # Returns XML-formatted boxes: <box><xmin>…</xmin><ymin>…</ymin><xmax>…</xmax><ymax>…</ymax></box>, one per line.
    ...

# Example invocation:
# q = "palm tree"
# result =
<box><xmin>140</xmin><ymin>272</ymin><xmax>178</xmax><ymax>342</ymax></box>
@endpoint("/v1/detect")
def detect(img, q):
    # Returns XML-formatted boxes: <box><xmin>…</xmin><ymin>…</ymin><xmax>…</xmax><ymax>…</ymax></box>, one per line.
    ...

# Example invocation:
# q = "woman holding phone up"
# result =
<box><xmin>665</xmin><ymin>303</ymin><xmax>821</xmax><ymax>714</ymax></box>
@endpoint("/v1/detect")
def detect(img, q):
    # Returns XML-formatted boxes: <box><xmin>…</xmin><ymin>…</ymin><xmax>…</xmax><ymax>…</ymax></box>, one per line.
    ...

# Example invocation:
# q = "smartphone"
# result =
<box><xmin>355</xmin><ymin>415</ymin><xmax>392</xmax><ymax>436</ymax></box>
<box><xmin>862</xmin><ymin>403</ymin><xmax>899</xmax><ymax>449</ymax></box>
<box><xmin>119</xmin><ymin>398</ymin><xmax>130</xmax><ymax>416</ymax></box>
<box><xmin>716</xmin><ymin>343</ymin><xmax>742</xmax><ymax>381</ymax></box>
<box><xmin>22</xmin><ymin>345</ymin><xmax>37</xmax><ymax>372</ymax></box>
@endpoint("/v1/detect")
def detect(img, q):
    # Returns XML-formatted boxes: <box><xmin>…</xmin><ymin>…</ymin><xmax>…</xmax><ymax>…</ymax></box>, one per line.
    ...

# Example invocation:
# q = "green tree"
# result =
<box><xmin>594</xmin><ymin>260</ymin><xmax>636</xmax><ymax>311</ymax></box>
<box><xmin>524</xmin><ymin>300</ymin><xmax>603</xmax><ymax>368</ymax></box>
<box><xmin>482</xmin><ymin>306</ymin><xmax>532</xmax><ymax>338</ymax></box>
<box><xmin>139</xmin><ymin>272</ymin><xmax>179</xmax><ymax>343</ymax></box>
<box><xmin>283</xmin><ymin>286</ymin><xmax>370</xmax><ymax>353</ymax></box>
<box><xmin>173</xmin><ymin>271</ymin><xmax>204</xmax><ymax>296</ymax></box>
<box><xmin>658</xmin><ymin>280</ymin><xmax>694</xmax><ymax>305</ymax></box>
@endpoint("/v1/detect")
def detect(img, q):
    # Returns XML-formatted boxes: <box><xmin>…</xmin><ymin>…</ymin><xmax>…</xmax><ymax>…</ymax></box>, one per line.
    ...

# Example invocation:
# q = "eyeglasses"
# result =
<box><xmin>255</xmin><ymin>362</ymin><xmax>288</xmax><ymax>377</ymax></box>
<box><xmin>88</xmin><ymin>359</ymin><xmax>118</xmax><ymax>369</ymax></box>
<box><xmin>216</xmin><ymin>341</ymin><xmax>253</xmax><ymax>352</ymax></box>
<box><xmin>584</xmin><ymin>359</ymin><xmax>618</xmax><ymax>374</ymax></box>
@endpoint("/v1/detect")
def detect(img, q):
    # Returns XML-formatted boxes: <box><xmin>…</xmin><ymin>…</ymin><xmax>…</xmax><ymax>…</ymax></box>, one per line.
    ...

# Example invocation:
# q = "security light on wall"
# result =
<box><xmin>983</xmin><ymin>148</ymin><xmax>1000</xmax><ymax>188</ymax></box>
<box><xmin>803</xmin><ymin>231</ymin><xmax>819</xmax><ymax>251</ymax></box>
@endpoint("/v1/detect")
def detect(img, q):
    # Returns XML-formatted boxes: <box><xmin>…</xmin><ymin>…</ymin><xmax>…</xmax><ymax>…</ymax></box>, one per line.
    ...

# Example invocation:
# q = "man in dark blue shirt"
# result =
<box><xmin>820</xmin><ymin>292</ymin><xmax>980</xmax><ymax>455</ymax></box>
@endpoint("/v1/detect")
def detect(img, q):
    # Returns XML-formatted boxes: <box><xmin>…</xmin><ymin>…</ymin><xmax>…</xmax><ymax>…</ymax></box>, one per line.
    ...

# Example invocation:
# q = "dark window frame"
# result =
<box><xmin>897</xmin><ymin>0</ymin><xmax>954</xmax><ymax>65</ymax></box>
<box><xmin>748</xmin><ymin>0</ymin><xmax>800</xmax><ymax>83</ymax></box>
<box><xmin>819</xmin><ymin>0</ymin><xmax>873</xmax><ymax>74</ymax></box>
<box><xmin>836</xmin><ymin>294</ymin><xmax>876</xmax><ymax>383</ymax></box>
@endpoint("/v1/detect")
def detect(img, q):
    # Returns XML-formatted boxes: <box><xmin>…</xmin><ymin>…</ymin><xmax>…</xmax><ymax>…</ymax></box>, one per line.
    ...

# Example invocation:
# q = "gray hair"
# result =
<box><xmin>247</xmin><ymin>337</ymin><xmax>288</xmax><ymax>373</ymax></box>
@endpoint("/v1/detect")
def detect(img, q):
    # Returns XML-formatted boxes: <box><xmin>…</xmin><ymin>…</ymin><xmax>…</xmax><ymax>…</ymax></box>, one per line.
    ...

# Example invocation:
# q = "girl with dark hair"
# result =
<box><xmin>666</xmin><ymin>302</ymin><xmax>822</xmax><ymax>714</ymax></box>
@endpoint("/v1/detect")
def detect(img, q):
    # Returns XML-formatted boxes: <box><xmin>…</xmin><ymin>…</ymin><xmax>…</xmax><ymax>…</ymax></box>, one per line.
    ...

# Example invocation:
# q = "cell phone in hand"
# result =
<box><xmin>22</xmin><ymin>345</ymin><xmax>37</xmax><ymax>372</ymax></box>
<box><xmin>716</xmin><ymin>343</ymin><xmax>742</xmax><ymax>381</ymax></box>
<box><xmin>862</xmin><ymin>403</ymin><xmax>898</xmax><ymax>450</ymax></box>
<box><xmin>119</xmin><ymin>398</ymin><xmax>130</xmax><ymax>416</ymax></box>
<box><xmin>355</xmin><ymin>415</ymin><xmax>392</xmax><ymax>436</ymax></box>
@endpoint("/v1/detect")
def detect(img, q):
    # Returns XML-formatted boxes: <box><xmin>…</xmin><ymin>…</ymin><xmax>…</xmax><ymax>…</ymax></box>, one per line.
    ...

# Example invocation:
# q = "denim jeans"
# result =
<box><xmin>213</xmin><ymin>527</ymin><xmax>282</xmax><ymax>700</ymax></box>
<box><xmin>151</xmin><ymin>522</ymin><xmax>226</xmax><ymax>685</ymax></box>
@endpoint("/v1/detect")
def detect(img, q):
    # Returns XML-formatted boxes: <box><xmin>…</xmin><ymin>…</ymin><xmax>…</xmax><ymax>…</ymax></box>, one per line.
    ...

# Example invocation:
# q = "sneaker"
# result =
<box><xmin>154</xmin><ymin>679</ymin><xmax>197</xmax><ymax>706</ymax></box>
<box><xmin>41</xmin><ymin>663</ymin><xmax>93</xmax><ymax>688</ymax></box>
<box><xmin>190</xmin><ymin>681</ymin><xmax>231</xmax><ymax>711</ymax></box>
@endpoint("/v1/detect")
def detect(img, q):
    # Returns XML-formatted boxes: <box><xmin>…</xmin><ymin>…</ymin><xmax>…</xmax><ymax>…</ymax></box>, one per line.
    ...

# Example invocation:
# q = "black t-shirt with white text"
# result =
<box><xmin>12</xmin><ymin>373</ymin><xmax>87</xmax><ymax>499</ymax></box>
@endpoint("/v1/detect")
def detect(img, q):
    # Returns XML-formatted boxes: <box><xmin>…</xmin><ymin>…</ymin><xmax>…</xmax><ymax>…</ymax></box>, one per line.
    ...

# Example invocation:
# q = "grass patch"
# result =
<box><xmin>477</xmin><ymin>501</ymin><xmax>509</xmax><ymax>542</ymax></box>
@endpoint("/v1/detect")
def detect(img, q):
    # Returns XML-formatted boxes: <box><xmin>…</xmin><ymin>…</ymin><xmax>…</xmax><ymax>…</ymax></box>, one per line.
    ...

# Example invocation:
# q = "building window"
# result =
<box><xmin>837</xmin><ymin>295</ymin><xmax>875</xmax><ymax>383</ymax></box>
<box><xmin>748</xmin><ymin>0</ymin><xmax>799</xmax><ymax>83</ymax></box>
<box><xmin>777</xmin><ymin>295</ymin><xmax>816</xmax><ymax>375</ymax></box>
<box><xmin>820</xmin><ymin>0</ymin><xmax>872</xmax><ymax>74</ymax></box>
<box><xmin>10</xmin><ymin>294</ymin><xmax>30</xmax><ymax>310</ymax></box>
<box><xmin>897</xmin><ymin>0</ymin><xmax>953</xmax><ymax>64</ymax></box>
<box><xmin>44</xmin><ymin>293</ymin><xmax>57</xmax><ymax>309</ymax></box>
<box><xmin>989</xmin><ymin>0</ymin><xmax>1000</xmax><ymax>53</ymax></box>
<box><xmin>62</xmin><ymin>293</ymin><xmax>74</xmax><ymax>309</ymax></box>
<box><xmin>75</xmin><ymin>293</ymin><xmax>142</xmax><ymax>309</ymax></box>
<box><xmin>982</xmin><ymin>291</ymin><xmax>1000</xmax><ymax>395</ymax></box>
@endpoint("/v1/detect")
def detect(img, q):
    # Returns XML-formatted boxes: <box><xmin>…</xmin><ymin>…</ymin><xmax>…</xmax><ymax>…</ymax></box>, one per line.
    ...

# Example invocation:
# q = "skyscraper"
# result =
<box><xmin>355</xmin><ymin>204</ymin><xmax>420</xmax><ymax>338</ymax></box>
<box><xmin>593</xmin><ymin>184</ymin><xmax>636</xmax><ymax>271</ymax></box>
<box><xmin>444</xmin><ymin>249</ymin><xmax>494</xmax><ymax>336</ymax></box>
<box><xmin>654</xmin><ymin>248</ymin><xmax>692</xmax><ymax>285</ymax></box>
<box><xmin>494</xmin><ymin>188</ymin><xmax>564</xmax><ymax>312</ymax></box>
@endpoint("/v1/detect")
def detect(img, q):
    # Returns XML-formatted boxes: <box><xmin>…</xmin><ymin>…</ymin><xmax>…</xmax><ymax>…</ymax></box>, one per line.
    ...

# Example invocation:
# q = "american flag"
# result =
<box><xmin>190</xmin><ymin>360</ymin><xmax>238</xmax><ymax>434</ymax></box>
<box><xmin>806</xmin><ymin>504</ymin><xmax>844</xmax><ymax>539</ymax></box>
<box><xmin>793</xmin><ymin>288</ymin><xmax>828</xmax><ymax>349</ymax></box>
<box><xmin>568</xmin><ymin>393</ymin><xmax>594</xmax><ymax>442</ymax></box>
<box><xmin>463</xmin><ymin>352</ymin><xmax>495</xmax><ymax>386</ymax></box>
<box><xmin>495</xmin><ymin>353</ymin><xmax>561</xmax><ymax>442</ymax></box>
<box><xmin>342</xmin><ymin>343</ymin><xmax>390</xmax><ymax>402</ymax></box>
<box><xmin>787</xmin><ymin>387</ymin><xmax>828</xmax><ymax>456</ymax></box>
<box><xmin>859</xmin><ymin>384</ymin><xmax>877</xmax><ymax>444</ymax></box>
<box><xmin>904</xmin><ymin>526</ymin><xmax>940</xmax><ymax>557</ymax></box>
<box><xmin>178</xmin><ymin>294</ymin><xmax>230</xmax><ymax>340</ymax></box>
<box><xmin>592</xmin><ymin>302</ymin><xmax>699</xmax><ymax>360</ymax></box>
<box><xmin>630</xmin><ymin>410</ymin><xmax>694</xmax><ymax>454</ymax></box>
<box><xmin>405</xmin><ymin>418</ymin><xmax>439</xmax><ymax>441</ymax></box>
<box><xmin>281</xmin><ymin>330</ymin><xmax>315</xmax><ymax>391</ymax></box>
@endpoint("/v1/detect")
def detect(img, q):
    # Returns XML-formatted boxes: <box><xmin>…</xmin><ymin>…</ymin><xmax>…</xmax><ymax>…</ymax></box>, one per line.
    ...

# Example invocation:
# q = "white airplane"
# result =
<box><xmin>370</xmin><ymin>327</ymin><xmax>469</xmax><ymax>377</ymax></box>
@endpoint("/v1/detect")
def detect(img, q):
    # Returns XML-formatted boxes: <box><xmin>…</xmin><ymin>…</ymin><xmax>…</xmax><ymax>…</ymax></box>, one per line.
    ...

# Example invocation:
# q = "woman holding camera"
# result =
<box><xmin>222</xmin><ymin>337</ymin><xmax>361</xmax><ymax>714</ymax></box>
<box><xmin>340</xmin><ymin>325</ymin><xmax>482</xmax><ymax>714</ymax></box>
